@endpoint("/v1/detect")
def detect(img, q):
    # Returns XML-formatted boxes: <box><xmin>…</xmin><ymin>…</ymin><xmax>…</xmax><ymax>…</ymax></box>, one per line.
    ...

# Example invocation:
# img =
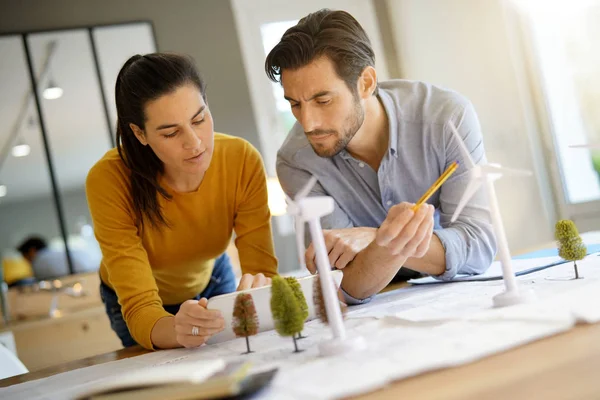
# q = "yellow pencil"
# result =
<box><xmin>411</xmin><ymin>161</ymin><xmax>459</xmax><ymax>211</ymax></box>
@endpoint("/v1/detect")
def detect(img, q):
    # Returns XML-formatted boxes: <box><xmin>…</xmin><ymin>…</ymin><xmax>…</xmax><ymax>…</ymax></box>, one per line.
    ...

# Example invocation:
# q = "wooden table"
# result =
<box><xmin>2</xmin><ymin>309</ymin><xmax>599</xmax><ymax>399</ymax></box>
<box><xmin>2</xmin><ymin>238</ymin><xmax>600</xmax><ymax>398</ymax></box>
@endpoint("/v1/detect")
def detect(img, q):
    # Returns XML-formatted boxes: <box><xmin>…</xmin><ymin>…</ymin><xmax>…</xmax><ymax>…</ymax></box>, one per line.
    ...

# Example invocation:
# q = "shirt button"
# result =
<box><xmin>358</xmin><ymin>162</ymin><xmax>365</xmax><ymax>168</ymax></box>
<box><xmin>386</xmin><ymin>200</ymin><xmax>392</xmax><ymax>206</ymax></box>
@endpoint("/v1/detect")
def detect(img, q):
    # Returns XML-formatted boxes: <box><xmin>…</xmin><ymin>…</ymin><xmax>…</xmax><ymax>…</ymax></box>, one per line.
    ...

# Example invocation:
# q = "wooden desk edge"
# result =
<box><xmin>0</xmin><ymin>345</ymin><xmax>149</xmax><ymax>387</ymax></box>
<box><xmin>3</xmin><ymin>322</ymin><xmax>600</xmax><ymax>398</ymax></box>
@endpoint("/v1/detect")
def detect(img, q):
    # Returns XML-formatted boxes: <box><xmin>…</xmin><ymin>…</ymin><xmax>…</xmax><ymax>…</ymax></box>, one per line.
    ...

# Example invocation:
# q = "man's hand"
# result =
<box><xmin>236</xmin><ymin>273</ymin><xmax>272</xmax><ymax>290</ymax></box>
<box><xmin>375</xmin><ymin>202</ymin><xmax>435</xmax><ymax>258</ymax></box>
<box><xmin>305</xmin><ymin>227</ymin><xmax>376</xmax><ymax>273</ymax></box>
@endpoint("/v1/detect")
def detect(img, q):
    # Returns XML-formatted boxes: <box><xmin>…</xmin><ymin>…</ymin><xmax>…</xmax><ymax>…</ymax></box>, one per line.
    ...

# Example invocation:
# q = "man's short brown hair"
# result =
<box><xmin>265</xmin><ymin>9</ymin><xmax>377</xmax><ymax>96</ymax></box>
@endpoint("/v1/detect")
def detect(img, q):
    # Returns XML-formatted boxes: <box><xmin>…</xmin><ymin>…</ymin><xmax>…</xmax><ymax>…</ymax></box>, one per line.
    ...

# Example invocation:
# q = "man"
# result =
<box><xmin>266</xmin><ymin>9</ymin><xmax>497</xmax><ymax>304</ymax></box>
<box><xmin>17</xmin><ymin>236</ymin><xmax>98</xmax><ymax>280</ymax></box>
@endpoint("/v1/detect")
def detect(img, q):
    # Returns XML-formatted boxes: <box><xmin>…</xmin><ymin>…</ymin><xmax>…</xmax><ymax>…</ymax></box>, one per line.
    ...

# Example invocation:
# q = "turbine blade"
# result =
<box><xmin>295</xmin><ymin>218</ymin><xmax>307</xmax><ymax>270</ymax></box>
<box><xmin>295</xmin><ymin>176</ymin><xmax>318</xmax><ymax>200</ymax></box>
<box><xmin>448</xmin><ymin>121</ymin><xmax>476</xmax><ymax>169</ymax></box>
<box><xmin>451</xmin><ymin>179</ymin><xmax>483</xmax><ymax>222</ymax></box>
<box><xmin>487</xmin><ymin>164</ymin><xmax>532</xmax><ymax>177</ymax></box>
<box><xmin>570</xmin><ymin>143</ymin><xmax>600</xmax><ymax>149</ymax></box>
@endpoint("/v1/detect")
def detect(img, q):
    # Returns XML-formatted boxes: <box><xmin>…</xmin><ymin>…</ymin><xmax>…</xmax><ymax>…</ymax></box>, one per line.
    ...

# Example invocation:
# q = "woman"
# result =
<box><xmin>86</xmin><ymin>53</ymin><xmax>277</xmax><ymax>350</ymax></box>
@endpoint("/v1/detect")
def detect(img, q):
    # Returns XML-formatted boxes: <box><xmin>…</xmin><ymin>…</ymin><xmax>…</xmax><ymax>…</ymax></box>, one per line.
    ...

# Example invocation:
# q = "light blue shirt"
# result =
<box><xmin>277</xmin><ymin>80</ymin><xmax>497</xmax><ymax>302</ymax></box>
<box><xmin>32</xmin><ymin>248</ymin><xmax>99</xmax><ymax>280</ymax></box>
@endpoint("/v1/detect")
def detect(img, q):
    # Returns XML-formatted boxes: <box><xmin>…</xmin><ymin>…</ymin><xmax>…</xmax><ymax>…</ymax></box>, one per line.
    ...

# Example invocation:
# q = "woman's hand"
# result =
<box><xmin>236</xmin><ymin>273</ymin><xmax>272</xmax><ymax>290</ymax></box>
<box><xmin>173</xmin><ymin>298</ymin><xmax>225</xmax><ymax>348</ymax></box>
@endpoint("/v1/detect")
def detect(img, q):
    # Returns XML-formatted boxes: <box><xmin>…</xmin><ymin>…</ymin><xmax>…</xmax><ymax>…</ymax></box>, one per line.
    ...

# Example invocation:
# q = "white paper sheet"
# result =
<box><xmin>408</xmin><ymin>255</ymin><xmax>565</xmax><ymax>285</ymax></box>
<box><xmin>408</xmin><ymin>232</ymin><xmax>600</xmax><ymax>285</ymax></box>
<box><xmin>3</xmin><ymin>255</ymin><xmax>599</xmax><ymax>400</ymax></box>
<box><xmin>352</xmin><ymin>254</ymin><xmax>600</xmax><ymax>323</ymax></box>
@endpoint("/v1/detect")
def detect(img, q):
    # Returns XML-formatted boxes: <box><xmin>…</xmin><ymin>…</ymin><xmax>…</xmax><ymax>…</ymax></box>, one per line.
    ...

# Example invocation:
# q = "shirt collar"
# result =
<box><xmin>378</xmin><ymin>88</ymin><xmax>399</xmax><ymax>158</ymax></box>
<box><xmin>336</xmin><ymin>87</ymin><xmax>398</xmax><ymax>161</ymax></box>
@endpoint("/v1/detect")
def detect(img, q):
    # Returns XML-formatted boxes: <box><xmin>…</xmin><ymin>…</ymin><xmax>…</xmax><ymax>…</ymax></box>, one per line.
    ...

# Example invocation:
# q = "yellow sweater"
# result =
<box><xmin>86</xmin><ymin>133</ymin><xmax>277</xmax><ymax>349</ymax></box>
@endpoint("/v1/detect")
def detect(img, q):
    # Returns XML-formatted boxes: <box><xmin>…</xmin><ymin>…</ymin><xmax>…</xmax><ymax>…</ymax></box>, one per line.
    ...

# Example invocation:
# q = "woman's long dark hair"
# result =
<box><xmin>115</xmin><ymin>53</ymin><xmax>206</xmax><ymax>229</ymax></box>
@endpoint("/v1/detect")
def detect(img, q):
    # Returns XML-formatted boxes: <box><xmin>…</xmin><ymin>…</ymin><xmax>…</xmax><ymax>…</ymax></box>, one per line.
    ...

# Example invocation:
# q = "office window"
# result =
<box><xmin>523</xmin><ymin>0</ymin><xmax>600</xmax><ymax>205</ymax></box>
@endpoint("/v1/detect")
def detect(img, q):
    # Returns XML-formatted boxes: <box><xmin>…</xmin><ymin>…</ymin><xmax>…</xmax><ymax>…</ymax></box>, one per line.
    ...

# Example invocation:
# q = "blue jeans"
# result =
<box><xmin>99</xmin><ymin>253</ymin><xmax>237</xmax><ymax>347</ymax></box>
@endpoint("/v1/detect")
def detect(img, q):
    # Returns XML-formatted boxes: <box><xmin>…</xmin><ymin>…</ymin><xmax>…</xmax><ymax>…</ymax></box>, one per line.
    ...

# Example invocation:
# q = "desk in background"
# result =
<box><xmin>0</xmin><ymin>272</ymin><xmax>122</xmax><ymax>372</ymax></box>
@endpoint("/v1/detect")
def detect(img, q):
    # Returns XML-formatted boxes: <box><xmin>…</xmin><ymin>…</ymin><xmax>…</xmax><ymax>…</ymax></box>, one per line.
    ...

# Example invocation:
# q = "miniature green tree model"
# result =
<box><xmin>313</xmin><ymin>275</ymin><xmax>347</xmax><ymax>324</ymax></box>
<box><xmin>270</xmin><ymin>275</ymin><xmax>305</xmax><ymax>353</ymax></box>
<box><xmin>232</xmin><ymin>293</ymin><xmax>259</xmax><ymax>354</ymax></box>
<box><xmin>555</xmin><ymin>220</ymin><xmax>587</xmax><ymax>279</ymax></box>
<box><xmin>284</xmin><ymin>276</ymin><xmax>309</xmax><ymax>340</ymax></box>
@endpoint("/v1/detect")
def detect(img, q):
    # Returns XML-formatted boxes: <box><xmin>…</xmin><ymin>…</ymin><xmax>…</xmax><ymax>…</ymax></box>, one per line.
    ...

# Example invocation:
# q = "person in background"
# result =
<box><xmin>268</xmin><ymin>9</ymin><xmax>497</xmax><ymax>304</ymax></box>
<box><xmin>17</xmin><ymin>236</ymin><xmax>97</xmax><ymax>280</ymax></box>
<box><xmin>86</xmin><ymin>53</ymin><xmax>277</xmax><ymax>351</ymax></box>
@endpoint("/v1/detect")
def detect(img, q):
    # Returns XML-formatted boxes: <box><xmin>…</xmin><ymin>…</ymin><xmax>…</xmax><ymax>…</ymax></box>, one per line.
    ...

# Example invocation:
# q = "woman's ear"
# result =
<box><xmin>129</xmin><ymin>123</ymin><xmax>148</xmax><ymax>146</ymax></box>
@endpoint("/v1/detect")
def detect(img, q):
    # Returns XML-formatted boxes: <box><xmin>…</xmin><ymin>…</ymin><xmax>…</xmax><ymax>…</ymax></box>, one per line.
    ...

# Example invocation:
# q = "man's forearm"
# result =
<box><xmin>340</xmin><ymin>241</ymin><xmax>407</xmax><ymax>300</ymax></box>
<box><xmin>403</xmin><ymin>234</ymin><xmax>446</xmax><ymax>276</ymax></box>
<box><xmin>341</xmin><ymin>234</ymin><xmax>447</xmax><ymax>300</ymax></box>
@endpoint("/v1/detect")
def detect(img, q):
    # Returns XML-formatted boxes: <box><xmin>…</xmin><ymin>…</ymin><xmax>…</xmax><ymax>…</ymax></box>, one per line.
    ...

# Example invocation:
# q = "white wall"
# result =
<box><xmin>384</xmin><ymin>0</ymin><xmax>556</xmax><ymax>252</ymax></box>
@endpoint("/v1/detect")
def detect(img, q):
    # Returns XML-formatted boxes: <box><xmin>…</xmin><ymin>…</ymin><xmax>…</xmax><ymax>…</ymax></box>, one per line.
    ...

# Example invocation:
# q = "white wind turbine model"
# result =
<box><xmin>448</xmin><ymin>122</ymin><xmax>536</xmax><ymax>307</ymax></box>
<box><xmin>286</xmin><ymin>176</ymin><xmax>365</xmax><ymax>356</ymax></box>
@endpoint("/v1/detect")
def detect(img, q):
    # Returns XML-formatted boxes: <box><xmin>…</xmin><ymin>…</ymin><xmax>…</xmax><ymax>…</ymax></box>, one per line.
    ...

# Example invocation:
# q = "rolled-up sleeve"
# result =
<box><xmin>433</xmin><ymin>102</ymin><xmax>497</xmax><ymax>280</ymax></box>
<box><xmin>340</xmin><ymin>287</ymin><xmax>374</xmax><ymax>305</ymax></box>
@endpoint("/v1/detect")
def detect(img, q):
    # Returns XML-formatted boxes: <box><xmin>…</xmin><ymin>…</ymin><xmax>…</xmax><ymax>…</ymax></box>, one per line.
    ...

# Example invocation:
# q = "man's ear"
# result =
<box><xmin>358</xmin><ymin>66</ymin><xmax>378</xmax><ymax>99</ymax></box>
<box><xmin>129</xmin><ymin>123</ymin><xmax>148</xmax><ymax>146</ymax></box>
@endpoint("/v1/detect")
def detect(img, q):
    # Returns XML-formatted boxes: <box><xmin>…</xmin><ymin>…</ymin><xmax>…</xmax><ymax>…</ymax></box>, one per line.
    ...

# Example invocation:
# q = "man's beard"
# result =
<box><xmin>307</xmin><ymin>99</ymin><xmax>365</xmax><ymax>158</ymax></box>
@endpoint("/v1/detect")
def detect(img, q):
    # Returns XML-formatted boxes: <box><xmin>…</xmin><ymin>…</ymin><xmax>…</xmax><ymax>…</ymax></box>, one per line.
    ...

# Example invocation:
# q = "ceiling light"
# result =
<box><xmin>12</xmin><ymin>143</ymin><xmax>31</xmax><ymax>157</ymax></box>
<box><xmin>43</xmin><ymin>80</ymin><xmax>63</xmax><ymax>100</ymax></box>
<box><xmin>0</xmin><ymin>185</ymin><xmax>6</xmax><ymax>198</ymax></box>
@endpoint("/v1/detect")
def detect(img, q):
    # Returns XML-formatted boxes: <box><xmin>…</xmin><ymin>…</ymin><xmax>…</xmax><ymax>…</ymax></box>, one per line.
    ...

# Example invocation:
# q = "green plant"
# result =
<box><xmin>313</xmin><ymin>274</ymin><xmax>347</xmax><ymax>324</ymax></box>
<box><xmin>270</xmin><ymin>275</ymin><xmax>305</xmax><ymax>352</ymax></box>
<box><xmin>591</xmin><ymin>151</ymin><xmax>600</xmax><ymax>177</ymax></box>
<box><xmin>232</xmin><ymin>293</ymin><xmax>259</xmax><ymax>354</ymax></box>
<box><xmin>285</xmin><ymin>276</ymin><xmax>309</xmax><ymax>339</ymax></box>
<box><xmin>555</xmin><ymin>220</ymin><xmax>587</xmax><ymax>279</ymax></box>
